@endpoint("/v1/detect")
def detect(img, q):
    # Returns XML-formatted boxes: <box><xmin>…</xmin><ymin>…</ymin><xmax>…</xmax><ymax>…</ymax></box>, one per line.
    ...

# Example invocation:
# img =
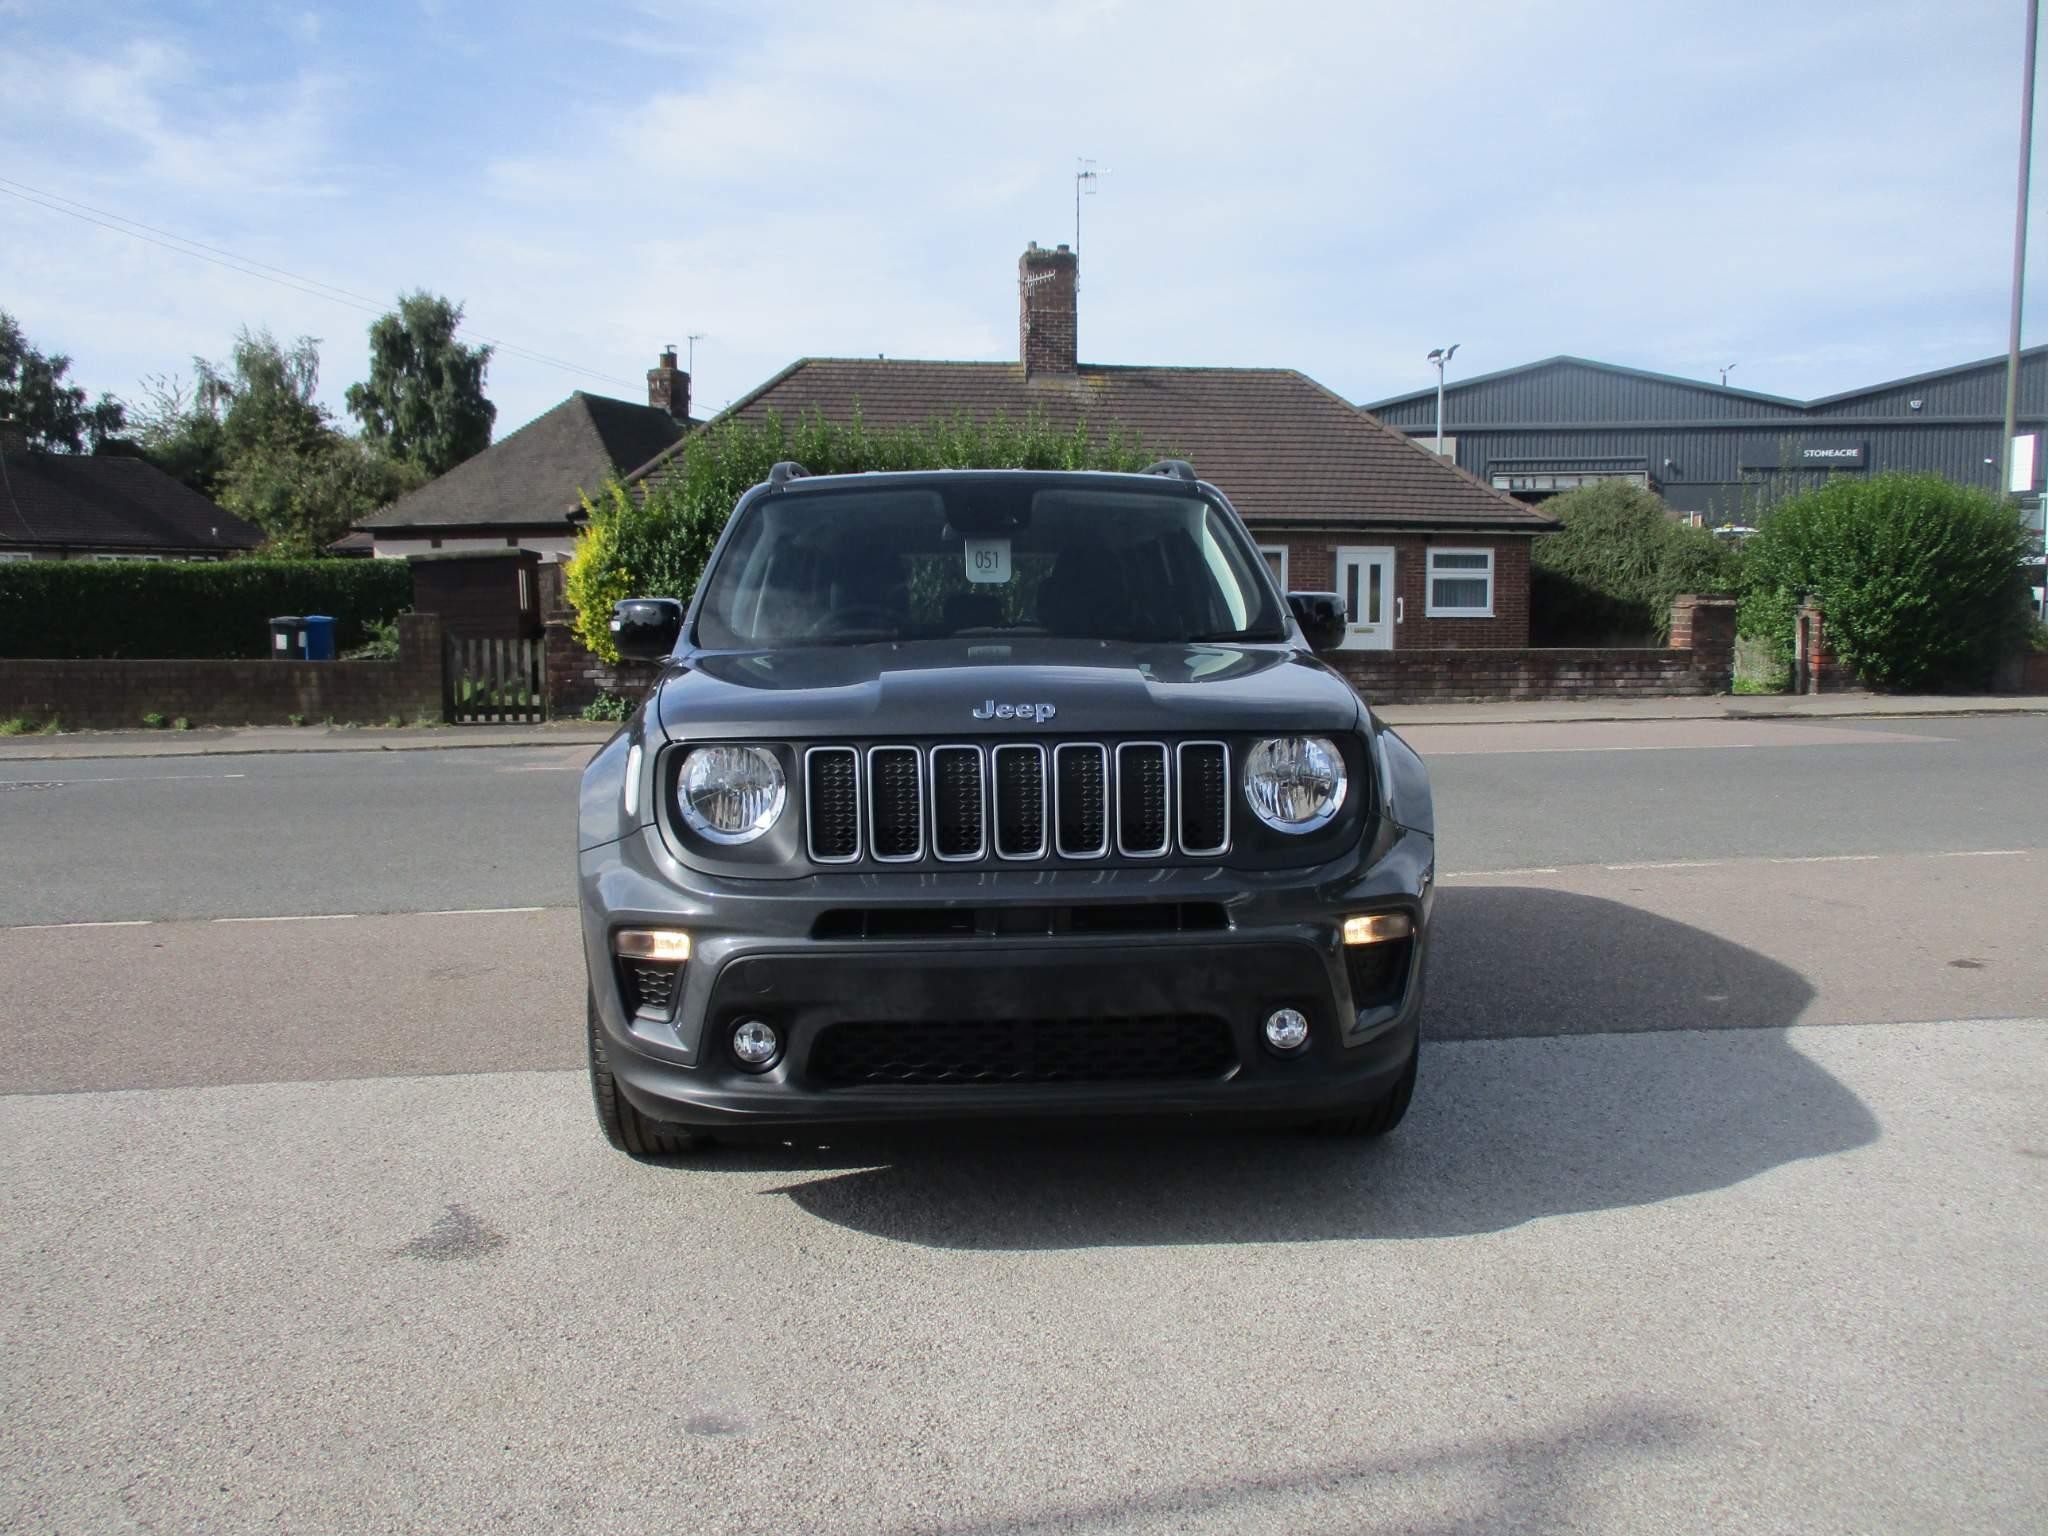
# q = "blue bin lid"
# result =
<box><xmin>304</xmin><ymin>614</ymin><xmax>335</xmax><ymax>625</ymax></box>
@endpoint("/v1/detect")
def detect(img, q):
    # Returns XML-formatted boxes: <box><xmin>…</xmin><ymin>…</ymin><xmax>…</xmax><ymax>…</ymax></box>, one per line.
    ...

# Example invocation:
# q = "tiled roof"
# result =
<box><xmin>358</xmin><ymin>391</ymin><xmax>689</xmax><ymax>531</ymax></box>
<box><xmin>0</xmin><ymin>451</ymin><xmax>262</xmax><ymax>553</ymax></box>
<box><xmin>629</xmin><ymin>360</ymin><xmax>1555</xmax><ymax>530</ymax></box>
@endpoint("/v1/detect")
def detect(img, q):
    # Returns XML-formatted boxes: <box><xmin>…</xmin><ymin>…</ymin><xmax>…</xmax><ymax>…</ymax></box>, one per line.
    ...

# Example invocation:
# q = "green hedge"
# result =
<box><xmin>0</xmin><ymin>559</ymin><xmax>415</xmax><ymax>659</ymax></box>
<box><xmin>1529</xmin><ymin>481</ymin><xmax>1741</xmax><ymax>645</ymax></box>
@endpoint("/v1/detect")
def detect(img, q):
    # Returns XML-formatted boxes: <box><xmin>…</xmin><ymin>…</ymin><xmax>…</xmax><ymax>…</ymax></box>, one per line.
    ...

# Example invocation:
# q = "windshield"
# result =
<box><xmin>693</xmin><ymin>480</ymin><xmax>1288</xmax><ymax>648</ymax></box>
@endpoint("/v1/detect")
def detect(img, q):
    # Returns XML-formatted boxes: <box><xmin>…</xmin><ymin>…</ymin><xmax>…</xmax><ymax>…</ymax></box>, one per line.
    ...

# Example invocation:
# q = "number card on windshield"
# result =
<box><xmin>964</xmin><ymin>538</ymin><xmax>1012</xmax><ymax>584</ymax></box>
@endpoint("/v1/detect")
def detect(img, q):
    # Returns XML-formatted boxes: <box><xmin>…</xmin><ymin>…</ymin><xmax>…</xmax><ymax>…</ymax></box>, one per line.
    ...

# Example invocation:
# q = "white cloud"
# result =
<box><xmin>0</xmin><ymin>0</ymin><xmax>2042</xmax><ymax>442</ymax></box>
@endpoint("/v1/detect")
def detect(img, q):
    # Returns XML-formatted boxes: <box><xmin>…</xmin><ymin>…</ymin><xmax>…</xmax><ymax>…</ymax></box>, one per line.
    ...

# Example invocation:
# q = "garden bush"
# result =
<box><xmin>1739</xmin><ymin>473</ymin><xmax>2031</xmax><ymax>689</ymax></box>
<box><xmin>566</xmin><ymin>407</ymin><xmax>1161</xmax><ymax>662</ymax></box>
<box><xmin>1529</xmin><ymin>481</ymin><xmax>1739</xmax><ymax>645</ymax></box>
<box><xmin>0</xmin><ymin>558</ymin><xmax>414</xmax><ymax>659</ymax></box>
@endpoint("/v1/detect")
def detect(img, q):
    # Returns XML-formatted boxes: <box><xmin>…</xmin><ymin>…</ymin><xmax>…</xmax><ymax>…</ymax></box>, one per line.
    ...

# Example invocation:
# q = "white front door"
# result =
<box><xmin>1334</xmin><ymin>546</ymin><xmax>1395</xmax><ymax>650</ymax></box>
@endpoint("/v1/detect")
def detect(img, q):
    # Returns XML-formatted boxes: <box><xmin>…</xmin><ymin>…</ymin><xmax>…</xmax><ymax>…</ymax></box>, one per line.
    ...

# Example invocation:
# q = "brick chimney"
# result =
<box><xmin>647</xmin><ymin>346</ymin><xmax>691</xmax><ymax>422</ymax></box>
<box><xmin>1019</xmin><ymin>242</ymin><xmax>1078</xmax><ymax>376</ymax></box>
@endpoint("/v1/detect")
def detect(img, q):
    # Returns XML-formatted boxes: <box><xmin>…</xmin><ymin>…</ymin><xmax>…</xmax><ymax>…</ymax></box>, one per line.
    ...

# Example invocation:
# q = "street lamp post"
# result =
<box><xmin>1427</xmin><ymin>344</ymin><xmax>1460</xmax><ymax>457</ymax></box>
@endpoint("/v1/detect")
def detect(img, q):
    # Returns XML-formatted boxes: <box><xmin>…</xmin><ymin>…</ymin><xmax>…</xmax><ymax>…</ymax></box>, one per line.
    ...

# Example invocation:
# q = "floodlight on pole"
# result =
<box><xmin>1427</xmin><ymin>344</ymin><xmax>1460</xmax><ymax>457</ymax></box>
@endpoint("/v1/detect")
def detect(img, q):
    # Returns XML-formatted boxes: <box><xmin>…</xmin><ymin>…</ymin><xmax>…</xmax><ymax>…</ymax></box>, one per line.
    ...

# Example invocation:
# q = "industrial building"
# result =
<box><xmin>1367</xmin><ymin>350</ymin><xmax>2048</xmax><ymax>530</ymax></box>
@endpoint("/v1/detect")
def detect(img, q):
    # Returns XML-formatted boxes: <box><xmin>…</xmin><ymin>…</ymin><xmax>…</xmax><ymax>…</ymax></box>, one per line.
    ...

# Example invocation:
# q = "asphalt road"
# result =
<box><xmin>2</xmin><ymin>715</ymin><xmax>2044</xmax><ymax>1533</ymax></box>
<box><xmin>3</xmin><ymin>715</ymin><xmax>2043</xmax><ymax>925</ymax></box>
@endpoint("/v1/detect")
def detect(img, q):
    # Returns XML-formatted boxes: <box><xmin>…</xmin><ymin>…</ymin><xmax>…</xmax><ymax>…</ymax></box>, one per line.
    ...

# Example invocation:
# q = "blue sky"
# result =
<box><xmin>2</xmin><ymin>0</ymin><xmax>2045</xmax><ymax>437</ymax></box>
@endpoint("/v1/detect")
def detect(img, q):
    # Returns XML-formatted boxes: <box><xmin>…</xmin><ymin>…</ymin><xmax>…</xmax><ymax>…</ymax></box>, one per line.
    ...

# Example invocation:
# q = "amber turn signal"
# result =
<box><xmin>613</xmin><ymin>928</ymin><xmax>692</xmax><ymax>962</ymax></box>
<box><xmin>1341</xmin><ymin>912</ymin><xmax>1413</xmax><ymax>947</ymax></box>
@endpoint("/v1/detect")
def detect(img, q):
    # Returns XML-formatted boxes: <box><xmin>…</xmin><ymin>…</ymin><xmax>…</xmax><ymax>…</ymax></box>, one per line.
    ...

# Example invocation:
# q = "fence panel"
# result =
<box><xmin>444</xmin><ymin>634</ymin><xmax>546</xmax><ymax>723</ymax></box>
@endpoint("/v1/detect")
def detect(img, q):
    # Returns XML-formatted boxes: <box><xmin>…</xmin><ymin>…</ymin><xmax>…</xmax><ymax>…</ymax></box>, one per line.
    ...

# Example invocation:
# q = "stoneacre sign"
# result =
<box><xmin>1740</xmin><ymin>439</ymin><xmax>1868</xmax><ymax>472</ymax></box>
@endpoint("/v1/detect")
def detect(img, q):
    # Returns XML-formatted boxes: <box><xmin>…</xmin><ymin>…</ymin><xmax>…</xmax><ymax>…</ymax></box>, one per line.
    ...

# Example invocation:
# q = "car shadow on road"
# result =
<box><xmin>702</xmin><ymin>886</ymin><xmax>1879</xmax><ymax>1249</ymax></box>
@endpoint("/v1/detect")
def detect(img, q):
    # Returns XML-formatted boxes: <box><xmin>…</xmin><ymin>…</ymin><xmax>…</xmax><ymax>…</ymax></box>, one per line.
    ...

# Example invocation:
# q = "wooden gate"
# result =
<box><xmin>444</xmin><ymin>635</ymin><xmax>547</xmax><ymax>723</ymax></box>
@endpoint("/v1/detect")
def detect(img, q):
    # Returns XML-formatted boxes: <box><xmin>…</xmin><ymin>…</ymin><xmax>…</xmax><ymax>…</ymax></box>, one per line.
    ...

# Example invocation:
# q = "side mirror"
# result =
<box><xmin>610</xmin><ymin>597</ymin><xmax>685</xmax><ymax>661</ymax></box>
<box><xmin>1286</xmin><ymin>591</ymin><xmax>1347</xmax><ymax>653</ymax></box>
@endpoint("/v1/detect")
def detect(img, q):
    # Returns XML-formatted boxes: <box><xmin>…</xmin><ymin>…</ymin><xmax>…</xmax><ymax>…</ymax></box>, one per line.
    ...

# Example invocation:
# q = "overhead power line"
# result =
<box><xmin>0</xmin><ymin>176</ymin><xmax>634</xmax><ymax>388</ymax></box>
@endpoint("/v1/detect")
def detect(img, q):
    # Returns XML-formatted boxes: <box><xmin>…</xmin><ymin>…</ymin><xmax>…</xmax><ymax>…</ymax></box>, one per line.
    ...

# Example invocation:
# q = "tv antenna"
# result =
<box><xmin>688</xmin><ymin>333</ymin><xmax>707</xmax><ymax>373</ymax></box>
<box><xmin>1075</xmin><ymin>158</ymin><xmax>1106</xmax><ymax>263</ymax></box>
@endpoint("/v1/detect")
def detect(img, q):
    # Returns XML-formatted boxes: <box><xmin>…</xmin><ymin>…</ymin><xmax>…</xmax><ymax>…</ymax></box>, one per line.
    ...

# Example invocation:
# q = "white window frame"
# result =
<box><xmin>0</xmin><ymin>550</ymin><xmax>32</xmax><ymax>562</ymax></box>
<box><xmin>1257</xmin><ymin>544</ymin><xmax>1290</xmax><ymax>591</ymax></box>
<box><xmin>1424</xmin><ymin>546</ymin><xmax>1494</xmax><ymax>619</ymax></box>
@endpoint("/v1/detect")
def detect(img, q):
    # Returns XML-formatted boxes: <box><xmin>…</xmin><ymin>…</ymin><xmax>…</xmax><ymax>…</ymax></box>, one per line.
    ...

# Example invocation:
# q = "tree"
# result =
<box><xmin>1529</xmin><ymin>479</ymin><xmax>1740</xmax><ymax>644</ymax></box>
<box><xmin>345</xmin><ymin>292</ymin><xmax>495</xmax><ymax>477</ymax></box>
<box><xmin>0</xmin><ymin>311</ymin><xmax>127</xmax><ymax>452</ymax></box>
<box><xmin>216</xmin><ymin>427</ymin><xmax>425</xmax><ymax>559</ymax></box>
<box><xmin>1740</xmin><ymin>472</ymin><xmax>2031</xmax><ymax>689</ymax></box>
<box><xmin>565</xmin><ymin>407</ymin><xmax>1159</xmax><ymax>661</ymax></box>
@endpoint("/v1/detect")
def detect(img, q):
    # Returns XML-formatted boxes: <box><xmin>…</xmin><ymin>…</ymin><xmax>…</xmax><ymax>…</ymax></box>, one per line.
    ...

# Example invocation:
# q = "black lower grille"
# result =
<box><xmin>1345</xmin><ymin>937</ymin><xmax>1412</xmax><ymax>1012</ymax></box>
<box><xmin>810</xmin><ymin>1015</ymin><xmax>1237</xmax><ymax>1087</ymax></box>
<box><xmin>622</xmin><ymin>960</ymin><xmax>682</xmax><ymax>1016</ymax></box>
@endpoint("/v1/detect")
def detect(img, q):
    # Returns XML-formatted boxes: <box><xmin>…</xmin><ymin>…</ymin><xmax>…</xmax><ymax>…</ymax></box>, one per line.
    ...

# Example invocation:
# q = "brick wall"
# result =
<box><xmin>1257</xmin><ymin>533</ymin><xmax>1534</xmax><ymax>648</ymax></box>
<box><xmin>0</xmin><ymin>614</ymin><xmax>445</xmax><ymax>729</ymax></box>
<box><xmin>543</xmin><ymin>606</ymin><xmax>661</xmax><ymax>717</ymax></box>
<box><xmin>1329</xmin><ymin>596</ymin><xmax>1736</xmax><ymax>703</ymax></box>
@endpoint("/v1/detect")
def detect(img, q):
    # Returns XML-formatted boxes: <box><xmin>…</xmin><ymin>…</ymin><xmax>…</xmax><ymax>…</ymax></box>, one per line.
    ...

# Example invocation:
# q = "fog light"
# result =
<box><xmin>1342</xmin><ymin>912</ymin><xmax>1413</xmax><ymax>947</ymax></box>
<box><xmin>614</xmin><ymin>928</ymin><xmax>691</xmax><ymax>962</ymax></box>
<box><xmin>1263</xmin><ymin>1008</ymin><xmax>1310</xmax><ymax>1053</ymax></box>
<box><xmin>731</xmin><ymin>1019</ymin><xmax>780</xmax><ymax>1069</ymax></box>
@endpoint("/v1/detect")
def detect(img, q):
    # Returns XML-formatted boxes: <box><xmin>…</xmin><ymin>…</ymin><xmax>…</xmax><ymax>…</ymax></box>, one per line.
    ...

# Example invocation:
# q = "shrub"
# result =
<box><xmin>0</xmin><ymin>558</ymin><xmax>413</xmax><ymax>659</ymax></box>
<box><xmin>1529</xmin><ymin>481</ymin><xmax>1739</xmax><ymax>645</ymax></box>
<box><xmin>1739</xmin><ymin>473</ymin><xmax>2032</xmax><ymax>689</ymax></box>
<box><xmin>565</xmin><ymin>407</ymin><xmax>1161</xmax><ymax>662</ymax></box>
<box><xmin>581</xmin><ymin>692</ymin><xmax>633</xmax><ymax>722</ymax></box>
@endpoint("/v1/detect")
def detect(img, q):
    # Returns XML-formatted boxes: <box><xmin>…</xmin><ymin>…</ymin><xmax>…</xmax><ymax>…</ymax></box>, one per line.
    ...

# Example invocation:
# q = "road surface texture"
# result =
<box><xmin>3</xmin><ymin>715</ymin><xmax>2044</xmax><ymax>1533</ymax></box>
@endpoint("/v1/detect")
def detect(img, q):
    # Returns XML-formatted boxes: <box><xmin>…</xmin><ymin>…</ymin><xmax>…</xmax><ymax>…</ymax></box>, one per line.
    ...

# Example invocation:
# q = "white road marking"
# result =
<box><xmin>1936</xmin><ymin>849</ymin><xmax>2029</xmax><ymax>858</ymax></box>
<box><xmin>212</xmin><ymin>913</ymin><xmax>359</xmax><ymax>924</ymax></box>
<box><xmin>1441</xmin><ymin>867</ymin><xmax>1561</xmax><ymax>878</ymax></box>
<box><xmin>0</xmin><ymin>772</ymin><xmax>246</xmax><ymax>785</ymax></box>
<box><xmin>5</xmin><ymin>919</ymin><xmax>153</xmax><ymax>931</ymax></box>
<box><xmin>1604</xmin><ymin>860</ymin><xmax>1724</xmax><ymax>870</ymax></box>
<box><xmin>421</xmin><ymin>906</ymin><xmax>550</xmax><ymax>916</ymax></box>
<box><xmin>1767</xmin><ymin>854</ymin><xmax>1883</xmax><ymax>864</ymax></box>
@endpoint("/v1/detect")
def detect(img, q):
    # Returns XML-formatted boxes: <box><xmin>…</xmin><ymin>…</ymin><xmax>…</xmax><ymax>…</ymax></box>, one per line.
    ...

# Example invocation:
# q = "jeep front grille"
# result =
<box><xmin>868</xmin><ymin>746</ymin><xmax>924</xmax><ymax>861</ymax></box>
<box><xmin>804</xmin><ymin>747</ymin><xmax>862</xmax><ymax>862</ymax></box>
<box><xmin>800</xmin><ymin>740</ymin><xmax>1231</xmax><ymax>866</ymax></box>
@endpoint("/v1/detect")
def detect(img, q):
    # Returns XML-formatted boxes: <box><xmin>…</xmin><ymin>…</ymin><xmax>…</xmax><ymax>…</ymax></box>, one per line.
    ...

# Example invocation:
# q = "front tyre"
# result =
<box><xmin>587</xmin><ymin>990</ymin><xmax>704</xmax><ymax>1159</ymax></box>
<box><xmin>1312</xmin><ymin>1036</ymin><xmax>1418</xmax><ymax>1139</ymax></box>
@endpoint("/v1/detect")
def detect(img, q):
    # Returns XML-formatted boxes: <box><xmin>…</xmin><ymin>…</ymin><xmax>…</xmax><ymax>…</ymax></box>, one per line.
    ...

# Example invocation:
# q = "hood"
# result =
<box><xmin>652</xmin><ymin>639</ymin><xmax>1362</xmax><ymax>741</ymax></box>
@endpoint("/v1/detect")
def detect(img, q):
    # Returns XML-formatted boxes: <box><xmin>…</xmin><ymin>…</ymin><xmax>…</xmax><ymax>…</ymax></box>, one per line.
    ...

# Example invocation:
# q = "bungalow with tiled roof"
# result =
<box><xmin>0</xmin><ymin>431</ymin><xmax>262</xmax><ymax>561</ymax></box>
<box><xmin>625</xmin><ymin>244</ymin><xmax>1556</xmax><ymax>652</ymax></box>
<box><xmin>352</xmin><ymin>349</ymin><xmax>697</xmax><ymax>562</ymax></box>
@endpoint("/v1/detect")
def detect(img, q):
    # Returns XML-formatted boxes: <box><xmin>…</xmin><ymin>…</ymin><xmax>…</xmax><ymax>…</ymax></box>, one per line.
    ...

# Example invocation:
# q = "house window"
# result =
<box><xmin>0</xmin><ymin>551</ymin><xmax>31</xmax><ymax>562</ymax></box>
<box><xmin>1257</xmin><ymin>544</ymin><xmax>1289</xmax><ymax>590</ymax></box>
<box><xmin>518</xmin><ymin>568</ymin><xmax>531</xmax><ymax>611</ymax></box>
<box><xmin>90</xmin><ymin>553</ymin><xmax>165</xmax><ymax>563</ymax></box>
<box><xmin>1425</xmin><ymin>547</ymin><xmax>1494</xmax><ymax>617</ymax></box>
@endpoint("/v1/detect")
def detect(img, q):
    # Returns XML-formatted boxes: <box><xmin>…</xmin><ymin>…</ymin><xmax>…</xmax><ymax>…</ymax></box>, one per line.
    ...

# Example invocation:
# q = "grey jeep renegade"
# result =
<box><xmin>575</xmin><ymin>460</ymin><xmax>1435</xmax><ymax>1156</ymax></box>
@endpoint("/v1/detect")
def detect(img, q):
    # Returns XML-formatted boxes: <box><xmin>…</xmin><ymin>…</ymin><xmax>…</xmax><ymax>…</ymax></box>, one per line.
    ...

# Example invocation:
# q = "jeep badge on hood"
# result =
<box><xmin>972</xmin><ymin>700</ymin><xmax>1058</xmax><ymax>723</ymax></box>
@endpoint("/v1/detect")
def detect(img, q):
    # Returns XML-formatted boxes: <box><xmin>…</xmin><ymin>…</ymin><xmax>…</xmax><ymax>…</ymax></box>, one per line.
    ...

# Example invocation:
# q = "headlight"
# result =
<box><xmin>676</xmin><ymin>745</ymin><xmax>786</xmax><ymax>844</ymax></box>
<box><xmin>1243</xmin><ymin>735</ymin><xmax>1347</xmax><ymax>833</ymax></box>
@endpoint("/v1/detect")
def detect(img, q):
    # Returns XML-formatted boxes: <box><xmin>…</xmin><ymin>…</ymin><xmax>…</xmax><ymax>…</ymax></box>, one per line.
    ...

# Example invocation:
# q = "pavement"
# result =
<box><xmin>1</xmin><ymin>689</ymin><xmax>2044</xmax><ymax>760</ymax></box>
<box><xmin>3</xmin><ymin>715</ymin><xmax>2044</xmax><ymax>1533</ymax></box>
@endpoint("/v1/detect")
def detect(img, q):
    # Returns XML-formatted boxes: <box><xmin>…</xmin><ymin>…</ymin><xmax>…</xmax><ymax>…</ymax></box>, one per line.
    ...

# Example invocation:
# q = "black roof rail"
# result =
<box><xmin>1140</xmin><ymin>458</ymin><xmax>1198</xmax><ymax>483</ymax></box>
<box><xmin>767</xmin><ymin>460</ymin><xmax>812</xmax><ymax>487</ymax></box>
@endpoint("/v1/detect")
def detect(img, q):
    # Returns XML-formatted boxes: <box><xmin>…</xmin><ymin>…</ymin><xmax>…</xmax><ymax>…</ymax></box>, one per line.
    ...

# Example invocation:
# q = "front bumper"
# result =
<box><xmin>579</xmin><ymin>822</ymin><xmax>1434</xmax><ymax>1132</ymax></box>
